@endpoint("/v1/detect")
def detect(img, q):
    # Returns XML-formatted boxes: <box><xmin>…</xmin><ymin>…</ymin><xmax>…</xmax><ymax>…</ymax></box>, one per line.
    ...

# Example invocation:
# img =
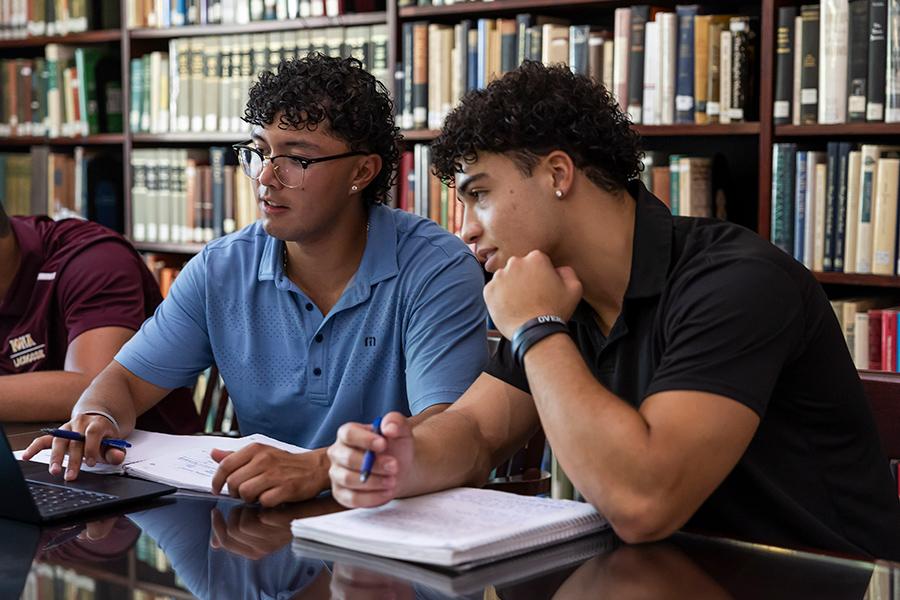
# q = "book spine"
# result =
<box><xmin>627</xmin><ymin>5</ymin><xmax>650</xmax><ymax>122</ymax></box>
<box><xmin>870</xmin><ymin>309</ymin><xmax>884</xmax><ymax>370</ymax></box>
<box><xmin>774</xmin><ymin>6</ymin><xmax>798</xmax><ymax>125</ymax></box>
<box><xmin>729</xmin><ymin>16</ymin><xmax>758</xmax><ymax>122</ymax></box>
<box><xmin>412</xmin><ymin>22</ymin><xmax>428</xmax><ymax>129</ymax></box>
<box><xmin>570</xmin><ymin>24</ymin><xmax>590</xmax><ymax>77</ymax></box>
<box><xmin>643</xmin><ymin>21</ymin><xmax>659</xmax><ymax>125</ymax></box>
<box><xmin>818</xmin><ymin>0</ymin><xmax>849</xmax><ymax>124</ymax></box>
<box><xmin>824</xmin><ymin>142</ymin><xmax>839</xmax><ymax>270</ymax></box>
<box><xmin>210</xmin><ymin>146</ymin><xmax>226</xmax><ymax>239</ymax></box>
<box><xmin>794</xmin><ymin>151</ymin><xmax>808</xmax><ymax>261</ymax></box>
<box><xmin>675</xmin><ymin>5</ymin><xmax>698</xmax><ymax>123</ymax></box>
<box><xmin>888</xmin><ymin>0</ymin><xmax>900</xmax><ymax>121</ymax></box>
<box><xmin>868</xmin><ymin>0</ymin><xmax>888</xmax><ymax>120</ymax></box>
<box><xmin>771</xmin><ymin>143</ymin><xmax>796</xmax><ymax>254</ymax></box>
<box><xmin>693</xmin><ymin>15</ymin><xmax>711</xmax><ymax>124</ymax></box>
<box><xmin>800</xmin><ymin>4</ymin><xmax>820</xmax><ymax>124</ymax></box>
<box><xmin>613</xmin><ymin>7</ymin><xmax>631</xmax><ymax>110</ymax></box>
<box><xmin>834</xmin><ymin>142</ymin><xmax>852</xmax><ymax>271</ymax></box>
<box><xmin>848</xmin><ymin>0</ymin><xmax>870</xmax><ymax>121</ymax></box>
<box><xmin>884</xmin><ymin>310</ymin><xmax>898</xmax><ymax>371</ymax></box>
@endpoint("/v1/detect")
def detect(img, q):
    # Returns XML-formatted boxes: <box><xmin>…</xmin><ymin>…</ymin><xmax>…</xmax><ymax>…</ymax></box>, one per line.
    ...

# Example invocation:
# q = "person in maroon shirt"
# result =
<box><xmin>0</xmin><ymin>203</ymin><xmax>199</xmax><ymax>433</ymax></box>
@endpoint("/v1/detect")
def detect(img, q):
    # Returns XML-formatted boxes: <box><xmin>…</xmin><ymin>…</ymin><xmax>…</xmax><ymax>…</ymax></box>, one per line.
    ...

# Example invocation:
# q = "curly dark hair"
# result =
<box><xmin>243</xmin><ymin>53</ymin><xmax>401</xmax><ymax>205</ymax></box>
<box><xmin>432</xmin><ymin>61</ymin><xmax>642</xmax><ymax>193</ymax></box>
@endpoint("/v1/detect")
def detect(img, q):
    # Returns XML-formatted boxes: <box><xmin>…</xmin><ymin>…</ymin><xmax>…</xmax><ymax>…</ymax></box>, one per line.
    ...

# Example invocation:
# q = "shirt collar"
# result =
<box><xmin>569</xmin><ymin>180</ymin><xmax>673</xmax><ymax>329</ymax></box>
<box><xmin>623</xmin><ymin>179</ymin><xmax>673</xmax><ymax>299</ymax></box>
<box><xmin>258</xmin><ymin>204</ymin><xmax>400</xmax><ymax>289</ymax></box>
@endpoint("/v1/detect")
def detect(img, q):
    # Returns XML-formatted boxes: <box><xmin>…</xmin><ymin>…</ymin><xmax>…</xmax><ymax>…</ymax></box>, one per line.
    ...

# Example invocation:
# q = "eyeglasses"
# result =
<box><xmin>232</xmin><ymin>144</ymin><xmax>367</xmax><ymax>189</ymax></box>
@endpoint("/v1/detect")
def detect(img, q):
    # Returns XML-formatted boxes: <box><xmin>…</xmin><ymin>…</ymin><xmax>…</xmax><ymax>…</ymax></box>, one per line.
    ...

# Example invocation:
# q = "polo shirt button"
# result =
<box><xmin>315</xmin><ymin>333</ymin><xmax>323</xmax><ymax>343</ymax></box>
<box><xmin>305</xmin><ymin>303</ymin><xmax>313</xmax><ymax>311</ymax></box>
<box><xmin>313</xmin><ymin>367</ymin><xmax>322</xmax><ymax>376</ymax></box>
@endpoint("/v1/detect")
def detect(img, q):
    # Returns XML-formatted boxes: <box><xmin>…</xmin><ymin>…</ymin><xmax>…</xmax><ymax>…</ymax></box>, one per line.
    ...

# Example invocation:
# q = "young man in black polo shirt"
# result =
<box><xmin>327</xmin><ymin>62</ymin><xmax>900</xmax><ymax>560</ymax></box>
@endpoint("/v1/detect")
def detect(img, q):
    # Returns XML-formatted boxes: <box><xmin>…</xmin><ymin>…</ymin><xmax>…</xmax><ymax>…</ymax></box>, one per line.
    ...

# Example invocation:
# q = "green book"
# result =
<box><xmin>75</xmin><ymin>47</ymin><xmax>103</xmax><ymax>135</ymax></box>
<box><xmin>129</xmin><ymin>58</ymin><xmax>142</xmax><ymax>133</ymax></box>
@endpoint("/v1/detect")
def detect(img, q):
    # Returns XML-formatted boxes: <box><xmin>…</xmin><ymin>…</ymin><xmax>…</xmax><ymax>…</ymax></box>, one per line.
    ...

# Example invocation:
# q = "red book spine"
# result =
<box><xmin>883</xmin><ymin>310</ymin><xmax>898</xmax><ymax>372</ymax></box>
<box><xmin>870</xmin><ymin>310</ymin><xmax>885</xmax><ymax>371</ymax></box>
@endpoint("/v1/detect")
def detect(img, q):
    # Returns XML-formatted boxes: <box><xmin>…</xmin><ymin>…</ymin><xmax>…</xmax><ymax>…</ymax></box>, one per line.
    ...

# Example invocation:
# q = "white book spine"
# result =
<box><xmin>856</xmin><ymin>146</ymin><xmax>879</xmax><ymax>272</ymax></box>
<box><xmin>873</xmin><ymin>157</ymin><xmax>900</xmax><ymax>274</ymax></box>
<box><xmin>888</xmin><ymin>0</ymin><xmax>900</xmax><ymax>121</ymax></box>
<box><xmin>844</xmin><ymin>151</ymin><xmax>862</xmax><ymax>272</ymax></box>
<box><xmin>613</xmin><ymin>8</ymin><xmax>631</xmax><ymax>110</ymax></box>
<box><xmin>719</xmin><ymin>30</ymin><xmax>732</xmax><ymax>124</ymax></box>
<box><xmin>642</xmin><ymin>21</ymin><xmax>659</xmax><ymax>125</ymax></box>
<box><xmin>813</xmin><ymin>163</ymin><xmax>828</xmax><ymax>271</ymax></box>
<box><xmin>792</xmin><ymin>15</ymin><xmax>803</xmax><ymax>125</ymax></box>
<box><xmin>803</xmin><ymin>154</ymin><xmax>822</xmax><ymax>269</ymax></box>
<box><xmin>818</xmin><ymin>0</ymin><xmax>849</xmax><ymax>124</ymax></box>
<box><xmin>658</xmin><ymin>13</ymin><xmax>677</xmax><ymax>125</ymax></box>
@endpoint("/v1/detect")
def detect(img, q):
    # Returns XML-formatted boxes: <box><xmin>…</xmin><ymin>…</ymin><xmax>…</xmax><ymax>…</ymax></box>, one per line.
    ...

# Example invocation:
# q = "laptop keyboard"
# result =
<box><xmin>28</xmin><ymin>482</ymin><xmax>117</xmax><ymax>516</ymax></box>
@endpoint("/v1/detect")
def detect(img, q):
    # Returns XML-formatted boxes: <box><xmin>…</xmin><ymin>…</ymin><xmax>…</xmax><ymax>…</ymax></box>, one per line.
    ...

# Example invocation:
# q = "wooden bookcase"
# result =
<box><xmin>0</xmin><ymin>0</ymin><xmax>898</xmax><ymax>295</ymax></box>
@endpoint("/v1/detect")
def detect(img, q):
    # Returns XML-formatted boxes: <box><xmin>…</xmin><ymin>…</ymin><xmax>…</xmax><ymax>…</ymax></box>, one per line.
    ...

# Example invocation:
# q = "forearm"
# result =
<box><xmin>71</xmin><ymin>362</ymin><xmax>159</xmax><ymax>436</ymax></box>
<box><xmin>523</xmin><ymin>334</ymin><xmax>669</xmax><ymax>534</ymax></box>
<box><xmin>397</xmin><ymin>410</ymin><xmax>497</xmax><ymax>497</ymax></box>
<box><xmin>0</xmin><ymin>371</ymin><xmax>93</xmax><ymax>421</ymax></box>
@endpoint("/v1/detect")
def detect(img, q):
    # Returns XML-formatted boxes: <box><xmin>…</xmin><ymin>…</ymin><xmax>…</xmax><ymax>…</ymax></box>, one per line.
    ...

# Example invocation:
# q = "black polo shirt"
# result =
<box><xmin>487</xmin><ymin>180</ymin><xmax>900</xmax><ymax>560</ymax></box>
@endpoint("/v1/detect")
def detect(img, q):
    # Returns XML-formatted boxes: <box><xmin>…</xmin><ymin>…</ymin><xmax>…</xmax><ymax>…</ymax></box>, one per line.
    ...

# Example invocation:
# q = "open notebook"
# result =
<box><xmin>16</xmin><ymin>430</ymin><xmax>309</xmax><ymax>494</ymax></box>
<box><xmin>290</xmin><ymin>487</ymin><xmax>609</xmax><ymax>569</ymax></box>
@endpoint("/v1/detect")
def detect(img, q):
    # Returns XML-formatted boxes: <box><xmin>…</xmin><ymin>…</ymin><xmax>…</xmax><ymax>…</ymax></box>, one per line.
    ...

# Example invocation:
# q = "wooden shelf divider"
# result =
<box><xmin>0</xmin><ymin>29</ymin><xmax>121</xmax><ymax>48</ymax></box>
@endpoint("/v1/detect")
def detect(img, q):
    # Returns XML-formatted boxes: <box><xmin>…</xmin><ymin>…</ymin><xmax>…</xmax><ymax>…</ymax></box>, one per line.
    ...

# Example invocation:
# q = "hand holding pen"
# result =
<box><xmin>22</xmin><ymin>414</ymin><xmax>130</xmax><ymax>481</ymax></box>
<box><xmin>328</xmin><ymin>411</ymin><xmax>416</xmax><ymax>509</ymax></box>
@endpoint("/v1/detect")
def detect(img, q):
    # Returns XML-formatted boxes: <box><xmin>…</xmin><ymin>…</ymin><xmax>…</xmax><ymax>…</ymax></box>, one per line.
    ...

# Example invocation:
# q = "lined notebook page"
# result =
<box><xmin>291</xmin><ymin>487</ymin><xmax>608</xmax><ymax>568</ymax></box>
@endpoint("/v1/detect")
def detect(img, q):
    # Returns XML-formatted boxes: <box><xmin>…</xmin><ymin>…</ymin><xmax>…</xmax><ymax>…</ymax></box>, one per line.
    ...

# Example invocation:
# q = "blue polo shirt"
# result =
<box><xmin>115</xmin><ymin>204</ymin><xmax>489</xmax><ymax>449</ymax></box>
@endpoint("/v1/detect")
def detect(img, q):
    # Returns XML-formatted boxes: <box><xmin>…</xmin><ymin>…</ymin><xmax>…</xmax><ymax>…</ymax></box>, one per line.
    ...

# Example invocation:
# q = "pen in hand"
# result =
<box><xmin>359</xmin><ymin>416</ymin><xmax>383</xmax><ymax>483</ymax></box>
<box><xmin>40</xmin><ymin>428</ymin><xmax>132</xmax><ymax>451</ymax></box>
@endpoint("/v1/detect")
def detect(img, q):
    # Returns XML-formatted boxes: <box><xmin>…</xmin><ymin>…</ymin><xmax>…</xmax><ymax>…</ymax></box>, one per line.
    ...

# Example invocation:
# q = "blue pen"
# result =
<box><xmin>40</xmin><ymin>428</ymin><xmax>132</xmax><ymax>450</ymax></box>
<box><xmin>359</xmin><ymin>416</ymin><xmax>383</xmax><ymax>483</ymax></box>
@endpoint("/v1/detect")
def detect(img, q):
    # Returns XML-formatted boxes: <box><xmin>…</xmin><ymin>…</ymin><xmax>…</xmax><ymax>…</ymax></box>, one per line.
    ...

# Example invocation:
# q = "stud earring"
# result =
<box><xmin>351</xmin><ymin>185</ymin><xmax>359</xmax><ymax>192</ymax></box>
<box><xmin>555</xmin><ymin>189</ymin><xmax>563</xmax><ymax>198</ymax></box>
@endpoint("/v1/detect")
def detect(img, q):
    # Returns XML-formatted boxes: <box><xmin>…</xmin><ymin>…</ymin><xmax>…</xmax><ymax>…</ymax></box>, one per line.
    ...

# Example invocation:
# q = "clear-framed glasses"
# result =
<box><xmin>232</xmin><ymin>144</ymin><xmax>367</xmax><ymax>189</ymax></box>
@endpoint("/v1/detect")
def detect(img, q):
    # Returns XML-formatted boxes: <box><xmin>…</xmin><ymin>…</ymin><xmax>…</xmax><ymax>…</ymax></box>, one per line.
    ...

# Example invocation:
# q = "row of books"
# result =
<box><xmin>130</xmin><ymin>25</ymin><xmax>388</xmax><ymax>135</ymax></box>
<box><xmin>0</xmin><ymin>147</ymin><xmax>123</xmax><ymax>231</ymax></box>
<box><xmin>832</xmin><ymin>297</ymin><xmax>900</xmax><ymax>370</ymax></box>
<box><xmin>396</xmin><ymin>9</ymin><xmax>759</xmax><ymax>131</ymax></box>
<box><xmin>639</xmin><ymin>151</ymin><xmax>726</xmax><ymax>219</ymax></box>
<box><xmin>774</xmin><ymin>1</ymin><xmax>900</xmax><ymax>125</ymax></box>
<box><xmin>0</xmin><ymin>0</ymin><xmax>119</xmax><ymax>39</ymax></box>
<box><xmin>22</xmin><ymin>563</ymin><xmax>96</xmax><ymax>599</ymax></box>
<box><xmin>0</xmin><ymin>47</ymin><xmax>123</xmax><ymax>138</ymax></box>
<box><xmin>399</xmin><ymin>144</ymin><xmax>461</xmax><ymax>235</ymax></box>
<box><xmin>126</xmin><ymin>0</ymin><xmax>381</xmax><ymax>29</ymax></box>
<box><xmin>131</xmin><ymin>147</ymin><xmax>256</xmax><ymax>244</ymax></box>
<box><xmin>771</xmin><ymin>142</ymin><xmax>900</xmax><ymax>275</ymax></box>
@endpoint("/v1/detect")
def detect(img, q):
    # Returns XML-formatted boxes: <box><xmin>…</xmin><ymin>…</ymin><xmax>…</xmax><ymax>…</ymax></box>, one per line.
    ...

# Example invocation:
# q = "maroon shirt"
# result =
<box><xmin>0</xmin><ymin>217</ymin><xmax>200</xmax><ymax>434</ymax></box>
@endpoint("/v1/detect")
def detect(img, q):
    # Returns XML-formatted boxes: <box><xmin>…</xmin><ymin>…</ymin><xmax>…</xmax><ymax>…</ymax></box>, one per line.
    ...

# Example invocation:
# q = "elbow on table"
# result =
<box><xmin>586</xmin><ymin>490</ymin><xmax>688</xmax><ymax>545</ymax></box>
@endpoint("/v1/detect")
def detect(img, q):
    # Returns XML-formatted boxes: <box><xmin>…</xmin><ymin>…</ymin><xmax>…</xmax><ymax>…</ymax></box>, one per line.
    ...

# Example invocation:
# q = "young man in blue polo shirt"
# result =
<box><xmin>24</xmin><ymin>54</ymin><xmax>488</xmax><ymax>506</ymax></box>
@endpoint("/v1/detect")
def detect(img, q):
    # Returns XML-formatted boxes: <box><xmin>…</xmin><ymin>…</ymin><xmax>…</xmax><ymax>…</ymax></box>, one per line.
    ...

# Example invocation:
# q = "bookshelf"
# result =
<box><xmin>0</xmin><ymin>0</ymin><xmax>896</xmax><ymax>291</ymax></box>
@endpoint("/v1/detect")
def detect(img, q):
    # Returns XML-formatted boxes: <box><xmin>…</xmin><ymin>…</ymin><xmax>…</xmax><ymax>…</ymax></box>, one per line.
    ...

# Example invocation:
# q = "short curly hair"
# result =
<box><xmin>432</xmin><ymin>61</ymin><xmax>642</xmax><ymax>193</ymax></box>
<box><xmin>243</xmin><ymin>53</ymin><xmax>401</xmax><ymax>205</ymax></box>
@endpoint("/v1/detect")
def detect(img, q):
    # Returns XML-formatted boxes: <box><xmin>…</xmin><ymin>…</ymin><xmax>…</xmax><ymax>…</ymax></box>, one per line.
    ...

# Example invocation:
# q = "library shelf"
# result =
<box><xmin>775</xmin><ymin>123</ymin><xmax>900</xmax><ymax>138</ymax></box>
<box><xmin>128</xmin><ymin>11</ymin><xmax>388</xmax><ymax>39</ymax></box>
<box><xmin>813</xmin><ymin>272</ymin><xmax>900</xmax><ymax>288</ymax></box>
<box><xmin>400</xmin><ymin>123</ymin><xmax>761</xmax><ymax>143</ymax></box>
<box><xmin>0</xmin><ymin>29</ymin><xmax>121</xmax><ymax>49</ymax></box>
<box><xmin>634</xmin><ymin>123</ymin><xmax>761</xmax><ymax>136</ymax></box>
<box><xmin>134</xmin><ymin>242</ymin><xmax>206</xmax><ymax>254</ymax></box>
<box><xmin>132</xmin><ymin>133</ymin><xmax>251</xmax><ymax>144</ymax></box>
<box><xmin>0</xmin><ymin>134</ymin><xmax>124</xmax><ymax>146</ymax></box>
<box><xmin>399</xmin><ymin>0</ymin><xmax>610</xmax><ymax>19</ymax></box>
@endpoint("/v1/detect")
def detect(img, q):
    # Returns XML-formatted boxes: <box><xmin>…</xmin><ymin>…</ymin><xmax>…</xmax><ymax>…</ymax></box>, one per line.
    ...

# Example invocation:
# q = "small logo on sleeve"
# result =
<box><xmin>8</xmin><ymin>333</ymin><xmax>46</xmax><ymax>368</ymax></box>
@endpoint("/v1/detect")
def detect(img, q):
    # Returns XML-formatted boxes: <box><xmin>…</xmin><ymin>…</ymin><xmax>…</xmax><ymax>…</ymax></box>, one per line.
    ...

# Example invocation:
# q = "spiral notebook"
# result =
<box><xmin>290</xmin><ymin>487</ymin><xmax>608</xmax><ymax>569</ymax></box>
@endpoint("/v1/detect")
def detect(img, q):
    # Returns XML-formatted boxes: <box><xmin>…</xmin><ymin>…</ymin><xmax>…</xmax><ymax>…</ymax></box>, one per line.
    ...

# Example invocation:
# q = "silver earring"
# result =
<box><xmin>555</xmin><ymin>189</ymin><xmax>563</xmax><ymax>198</ymax></box>
<box><xmin>351</xmin><ymin>185</ymin><xmax>359</xmax><ymax>192</ymax></box>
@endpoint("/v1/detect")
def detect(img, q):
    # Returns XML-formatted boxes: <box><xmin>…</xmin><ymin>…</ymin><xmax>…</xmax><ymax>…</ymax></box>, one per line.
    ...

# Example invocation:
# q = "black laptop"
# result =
<box><xmin>0</xmin><ymin>424</ymin><xmax>176</xmax><ymax>523</ymax></box>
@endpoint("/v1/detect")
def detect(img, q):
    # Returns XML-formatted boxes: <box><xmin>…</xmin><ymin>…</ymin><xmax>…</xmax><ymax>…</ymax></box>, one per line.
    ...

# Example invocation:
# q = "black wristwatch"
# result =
<box><xmin>510</xmin><ymin>315</ymin><xmax>569</xmax><ymax>367</ymax></box>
